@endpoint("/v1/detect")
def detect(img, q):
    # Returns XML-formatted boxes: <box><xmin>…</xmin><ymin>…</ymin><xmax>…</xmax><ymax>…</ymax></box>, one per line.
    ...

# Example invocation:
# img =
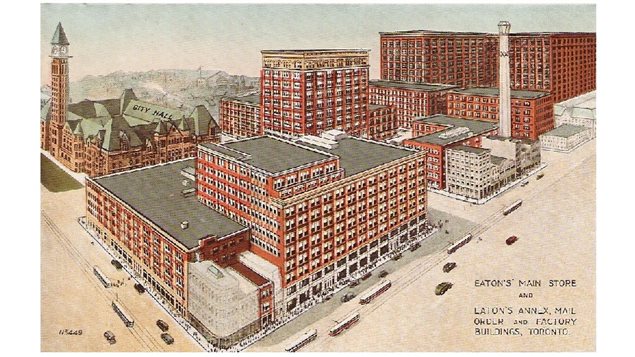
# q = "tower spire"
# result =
<box><xmin>51</xmin><ymin>22</ymin><xmax>70</xmax><ymax>45</ymax></box>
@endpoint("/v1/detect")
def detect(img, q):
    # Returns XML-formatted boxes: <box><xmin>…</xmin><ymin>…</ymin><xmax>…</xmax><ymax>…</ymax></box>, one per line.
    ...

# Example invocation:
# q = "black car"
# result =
<box><xmin>111</xmin><ymin>259</ymin><xmax>123</xmax><ymax>270</ymax></box>
<box><xmin>104</xmin><ymin>330</ymin><xmax>116</xmax><ymax>345</ymax></box>
<box><xmin>340</xmin><ymin>292</ymin><xmax>356</xmax><ymax>303</ymax></box>
<box><xmin>378</xmin><ymin>270</ymin><xmax>389</xmax><ymax>278</ymax></box>
<box><xmin>161</xmin><ymin>333</ymin><xmax>174</xmax><ymax>345</ymax></box>
<box><xmin>435</xmin><ymin>282</ymin><xmax>453</xmax><ymax>296</ymax></box>
<box><xmin>134</xmin><ymin>283</ymin><xmax>145</xmax><ymax>294</ymax></box>
<box><xmin>391</xmin><ymin>253</ymin><xmax>402</xmax><ymax>261</ymax></box>
<box><xmin>361</xmin><ymin>272</ymin><xmax>372</xmax><ymax>280</ymax></box>
<box><xmin>410</xmin><ymin>242</ymin><xmax>421</xmax><ymax>252</ymax></box>
<box><xmin>348</xmin><ymin>279</ymin><xmax>360</xmax><ymax>288</ymax></box>
<box><xmin>156</xmin><ymin>319</ymin><xmax>169</xmax><ymax>332</ymax></box>
<box><xmin>443</xmin><ymin>262</ymin><xmax>457</xmax><ymax>273</ymax></box>
<box><xmin>537</xmin><ymin>173</ymin><xmax>545</xmax><ymax>180</ymax></box>
<box><xmin>506</xmin><ymin>235</ymin><xmax>519</xmax><ymax>245</ymax></box>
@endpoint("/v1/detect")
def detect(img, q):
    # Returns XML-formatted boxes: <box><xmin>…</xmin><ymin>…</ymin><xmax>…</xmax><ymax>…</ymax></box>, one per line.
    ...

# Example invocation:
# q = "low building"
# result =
<box><xmin>369</xmin><ymin>80</ymin><xmax>457</xmax><ymax>128</ymax></box>
<box><xmin>481</xmin><ymin>136</ymin><xmax>542</xmax><ymax>175</ymax></box>
<box><xmin>404</xmin><ymin>115</ymin><xmax>498</xmax><ymax>190</ymax></box>
<box><xmin>539</xmin><ymin>124</ymin><xmax>592</xmax><ymax>152</ymax></box>
<box><xmin>446</xmin><ymin>87</ymin><xmax>554</xmax><ymax>140</ymax></box>
<box><xmin>365</xmin><ymin>104</ymin><xmax>398</xmax><ymax>141</ymax></box>
<box><xmin>445</xmin><ymin>146</ymin><xmax>515</xmax><ymax>200</ymax></box>
<box><xmin>219</xmin><ymin>94</ymin><xmax>262</xmax><ymax>138</ymax></box>
<box><xmin>554</xmin><ymin>91</ymin><xmax>596</xmax><ymax>137</ymax></box>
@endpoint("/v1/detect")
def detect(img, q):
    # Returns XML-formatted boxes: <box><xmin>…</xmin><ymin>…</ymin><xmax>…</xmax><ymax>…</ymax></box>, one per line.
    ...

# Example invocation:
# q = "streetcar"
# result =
<box><xmin>93</xmin><ymin>266</ymin><xmax>111</xmax><ymax>288</ymax></box>
<box><xmin>503</xmin><ymin>199</ymin><xmax>523</xmax><ymax>216</ymax></box>
<box><xmin>329</xmin><ymin>312</ymin><xmax>360</xmax><ymax>336</ymax></box>
<box><xmin>112</xmin><ymin>301</ymin><xmax>134</xmax><ymax>328</ymax></box>
<box><xmin>284</xmin><ymin>329</ymin><xmax>318</xmax><ymax>352</ymax></box>
<box><xmin>447</xmin><ymin>233</ymin><xmax>472</xmax><ymax>254</ymax></box>
<box><xmin>359</xmin><ymin>280</ymin><xmax>392</xmax><ymax>304</ymax></box>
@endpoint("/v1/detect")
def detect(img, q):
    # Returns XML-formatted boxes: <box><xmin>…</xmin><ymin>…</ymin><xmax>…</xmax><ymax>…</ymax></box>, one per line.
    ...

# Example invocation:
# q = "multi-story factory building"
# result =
<box><xmin>446</xmin><ymin>87</ymin><xmax>554</xmax><ymax>140</ymax></box>
<box><xmin>365</xmin><ymin>104</ymin><xmax>398</xmax><ymax>141</ymax></box>
<box><xmin>85</xmin><ymin>159</ymin><xmax>277</xmax><ymax>348</ymax></box>
<box><xmin>379</xmin><ymin>30</ymin><xmax>595</xmax><ymax>102</ymax></box>
<box><xmin>219</xmin><ymin>94</ymin><xmax>262</xmax><ymax>138</ymax></box>
<box><xmin>260</xmin><ymin>49</ymin><xmax>370</xmax><ymax>137</ymax></box>
<box><xmin>404</xmin><ymin>115</ymin><xmax>498</xmax><ymax>190</ymax></box>
<box><xmin>196</xmin><ymin>132</ymin><xmax>427</xmax><ymax>312</ymax></box>
<box><xmin>369</xmin><ymin>80</ymin><xmax>457</xmax><ymax>128</ymax></box>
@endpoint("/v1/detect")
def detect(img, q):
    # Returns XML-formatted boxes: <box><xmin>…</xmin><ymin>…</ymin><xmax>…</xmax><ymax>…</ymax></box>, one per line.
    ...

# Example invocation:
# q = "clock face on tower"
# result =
<box><xmin>51</xmin><ymin>45</ymin><xmax>60</xmax><ymax>56</ymax></box>
<box><xmin>60</xmin><ymin>46</ymin><xmax>68</xmax><ymax>55</ymax></box>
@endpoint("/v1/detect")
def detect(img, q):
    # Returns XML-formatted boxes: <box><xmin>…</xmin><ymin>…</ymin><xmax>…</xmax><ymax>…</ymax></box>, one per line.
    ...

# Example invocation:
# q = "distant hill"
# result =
<box><xmin>43</xmin><ymin>69</ymin><xmax>260</xmax><ymax>119</ymax></box>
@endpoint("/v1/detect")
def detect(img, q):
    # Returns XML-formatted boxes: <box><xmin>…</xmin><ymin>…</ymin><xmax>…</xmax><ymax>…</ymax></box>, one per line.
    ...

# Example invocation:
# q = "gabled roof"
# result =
<box><xmin>51</xmin><ymin>22</ymin><xmax>70</xmax><ymax>45</ymax></box>
<box><xmin>190</xmin><ymin>105</ymin><xmax>218</xmax><ymax>136</ymax></box>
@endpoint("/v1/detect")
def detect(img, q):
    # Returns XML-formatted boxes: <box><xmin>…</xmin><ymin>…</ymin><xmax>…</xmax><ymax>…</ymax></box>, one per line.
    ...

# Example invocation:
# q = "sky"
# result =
<box><xmin>40</xmin><ymin>3</ymin><xmax>596</xmax><ymax>84</ymax></box>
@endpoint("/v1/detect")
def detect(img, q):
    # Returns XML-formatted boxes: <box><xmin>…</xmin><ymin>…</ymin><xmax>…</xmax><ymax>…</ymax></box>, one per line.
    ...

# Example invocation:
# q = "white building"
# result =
<box><xmin>554</xmin><ymin>91</ymin><xmax>596</xmax><ymax>137</ymax></box>
<box><xmin>540</xmin><ymin>124</ymin><xmax>593</xmax><ymax>152</ymax></box>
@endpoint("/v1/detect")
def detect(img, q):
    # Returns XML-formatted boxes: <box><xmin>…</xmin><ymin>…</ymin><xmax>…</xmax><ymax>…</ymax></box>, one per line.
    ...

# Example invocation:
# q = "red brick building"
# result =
<box><xmin>446</xmin><ymin>87</ymin><xmax>554</xmax><ymax>140</ymax></box>
<box><xmin>260</xmin><ymin>49</ymin><xmax>370</xmax><ymax>137</ymax></box>
<box><xmin>404</xmin><ymin>115</ymin><xmax>498</xmax><ymax>190</ymax></box>
<box><xmin>219</xmin><ymin>94</ymin><xmax>262</xmax><ymax>138</ymax></box>
<box><xmin>365</xmin><ymin>104</ymin><xmax>398</xmax><ymax>141</ymax></box>
<box><xmin>369</xmin><ymin>80</ymin><xmax>457</xmax><ymax>128</ymax></box>
<box><xmin>85</xmin><ymin>159</ymin><xmax>275</xmax><ymax>347</ymax></box>
<box><xmin>41</xmin><ymin>23</ymin><xmax>221</xmax><ymax>177</ymax></box>
<box><xmin>379</xmin><ymin>30</ymin><xmax>596</xmax><ymax>102</ymax></box>
<box><xmin>197</xmin><ymin>134</ymin><xmax>427</xmax><ymax>312</ymax></box>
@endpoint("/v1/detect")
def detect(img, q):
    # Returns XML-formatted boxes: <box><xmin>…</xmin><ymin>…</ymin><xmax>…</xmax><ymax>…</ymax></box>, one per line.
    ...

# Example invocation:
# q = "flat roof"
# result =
<box><xmin>380</xmin><ymin>30</ymin><xmax>488</xmax><ymax>36</ymax></box>
<box><xmin>410</xmin><ymin>114</ymin><xmax>498</xmax><ymax>146</ymax></box>
<box><xmin>204</xmin><ymin>136</ymin><xmax>334</xmax><ymax>174</ymax></box>
<box><xmin>542</xmin><ymin>124</ymin><xmax>589</xmax><ymax>138</ymax></box>
<box><xmin>300</xmin><ymin>137</ymin><xmax>416</xmax><ymax>176</ymax></box>
<box><xmin>93</xmin><ymin>159</ymin><xmax>246</xmax><ymax>250</ymax></box>
<box><xmin>370</xmin><ymin>80</ymin><xmax>457</xmax><ymax>91</ymax></box>
<box><xmin>223</xmin><ymin>94</ymin><xmax>260</xmax><ymax>105</ymax></box>
<box><xmin>369</xmin><ymin>104</ymin><xmax>390</xmax><ymax>111</ymax></box>
<box><xmin>230</xmin><ymin>262</ymin><xmax>269</xmax><ymax>287</ymax></box>
<box><xmin>451</xmin><ymin>87</ymin><xmax>550</xmax><ymax>99</ymax></box>
<box><xmin>448</xmin><ymin>145</ymin><xmax>489</xmax><ymax>155</ymax></box>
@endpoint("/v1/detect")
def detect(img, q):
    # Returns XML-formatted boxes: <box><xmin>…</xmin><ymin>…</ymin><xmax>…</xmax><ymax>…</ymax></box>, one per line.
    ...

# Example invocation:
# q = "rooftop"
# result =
<box><xmin>449</xmin><ymin>145</ymin><xmax>489</xmax><ymax>155</ymax></box>
<box><xmin>451</xmin><ymin>87</ymin><xmax>550</xmax><ymax>99</ymax></box>
<box><xmin>380</xmin><ymin>30</ymin><xmax>595</xmax><ymax>37</ymax></box>
<box><xmin>409</xmin><ymin>115</ymin><xmax>498</xmax><ymax>146</ymax></box>
<box><xmin>370</xmin><ymin>80</ymin><xmax>457</xmax><ymax>91</ymax></box>
<box><xmin>203</xmin><ymin>136</ymin><xmax>334</xmax><ymax>174</ymax></box>
<box><xmin>542</xmin><ymin>124</ymin><xmax>589</xmax><ymax>138</ymax></box>
<box><xmin>300</xmin><ymin>137</ymin><xmax>416</xmax><ymax>176</ymax></box>
<box><xmin>261</xmin><ymin>49</ymin><xmax>370</xmax><ymax>54</ymax></box>
<box><xmin>224</xmin><ymin>94</ymin><xmax>260</xmax><ymax>106</ymax></box>
<box><xmin>93</xmin><ymin>159</ymin><xmax>246</xmax><ymax>250</ymax></box>
<box><xmin>369</xmin><ymin>104</ymin><xmax>390</xmax><ymax>111</ymax></box>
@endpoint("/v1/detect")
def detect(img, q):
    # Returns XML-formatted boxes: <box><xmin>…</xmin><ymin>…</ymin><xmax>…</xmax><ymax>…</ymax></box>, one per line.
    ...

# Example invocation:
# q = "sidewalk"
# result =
<box><xmin>41</xmin><ymin>149</ymin><xmax>87</xmax><ymax>185</ymax></box>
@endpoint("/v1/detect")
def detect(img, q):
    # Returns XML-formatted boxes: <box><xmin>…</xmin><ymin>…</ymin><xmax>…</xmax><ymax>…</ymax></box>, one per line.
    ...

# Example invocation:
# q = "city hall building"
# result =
<box><xmin>41</xmin><ymin>23</ymin><xmax>221</xmax><ymax>177</ymax></box>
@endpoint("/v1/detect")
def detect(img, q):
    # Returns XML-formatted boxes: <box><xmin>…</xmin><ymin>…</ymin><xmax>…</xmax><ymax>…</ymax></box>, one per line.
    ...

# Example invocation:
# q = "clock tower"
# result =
<box><xmin>49</xmin><ymin>22</ymin><xmax>71</xmax><ymax>158</ymax></box>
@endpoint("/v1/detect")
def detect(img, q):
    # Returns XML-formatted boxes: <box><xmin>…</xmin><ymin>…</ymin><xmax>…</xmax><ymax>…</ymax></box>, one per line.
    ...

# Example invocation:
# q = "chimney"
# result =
<box><xmin>498</xmin><ymin>20</ymin><xmax>512</xmax><ymax>138</ymax></box>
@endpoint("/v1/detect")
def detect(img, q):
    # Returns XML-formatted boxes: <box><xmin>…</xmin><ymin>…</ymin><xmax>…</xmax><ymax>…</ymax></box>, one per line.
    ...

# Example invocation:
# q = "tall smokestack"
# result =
<box><xmin>498</xmin><ymin>20</ymin><xmax>511</xmax><ymax>137</ymax></box>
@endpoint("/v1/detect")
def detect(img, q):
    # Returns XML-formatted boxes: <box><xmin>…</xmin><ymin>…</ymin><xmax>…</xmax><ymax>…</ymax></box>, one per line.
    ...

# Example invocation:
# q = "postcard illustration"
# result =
<box><xmin>40</xmin><ymin>3</ymin><xmax>596</xmax><ymax>352</ymax></box>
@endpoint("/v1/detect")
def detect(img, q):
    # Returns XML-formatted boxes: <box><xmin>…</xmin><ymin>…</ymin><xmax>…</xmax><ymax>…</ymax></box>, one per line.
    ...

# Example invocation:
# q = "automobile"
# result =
<box><xmin>391</xmin><ymin>253</ymin><xmax>402</xmax><ymax>261</ymax></box>
<box><xmin>340</xmin><ymin>292</ymin><xmax>356</xmax><ymax>303</ymax></box>
<box><xmin>361</xmin><ymin>272</ymin><xmax>372</xmax><ymax>280</ymax></box>
<box><xmin>506</xmin><ymin>235</ymin><xmax>519</xmax><ymax>245</ymax></box>
<box><xmin>435</xmin><ymin>282</ymin><xmax>453</xmax><ymax>296</ymax></box>
<box><xmin>348</xmin><ymin>279</ymin><xmax>360</xmax><ymax>288</ymax></box>
<box><xmin>134</xmin><ymin>283</ymin><xmax>145</xmax><ymax>294</ymax></box>
<box><xmin>537</xmin><ymin>173</ymin><xmax>545</xmax><ymax>180</ymax></box>
<box><xmin>520</xmin><ymin>180</ymin><xmax>529</xmax><ymax>187</ymax></box>
<box><xmin>442</xmin><ymin>262</ymin><xmax>457</xmax><ymax>273</ymax></box>
<box><xmin>410</xmin><ymin>242</ymin><xmax>421</xmax><ymax>252</ymax></box>
<box><xmin>323</xmin><ymin>295</ymin><xmax>332</xmax><ymax>302</ymax></box>
<box><xmin>161</xmin><ymin>333</ymin><xmax>174</xmax><ymax>345</ymax></box>
<box><xmin>111</xmin><ymin>259</ymin><xmax>123</xmax><ymax>270</ymax></box>
<box><xmin>156</xmin><ymin>319</ymin><xmax>169</xmax><ymax>332</ymax></box>
<box><xmin>378</xmin><ymin>270</ymin><xmax>389</xmax><ymax>278</ymax></box>
<box><xmin>103</xmin><ymin>330</ymin><xmax>116</xmax><ymax>345</ymax></box>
